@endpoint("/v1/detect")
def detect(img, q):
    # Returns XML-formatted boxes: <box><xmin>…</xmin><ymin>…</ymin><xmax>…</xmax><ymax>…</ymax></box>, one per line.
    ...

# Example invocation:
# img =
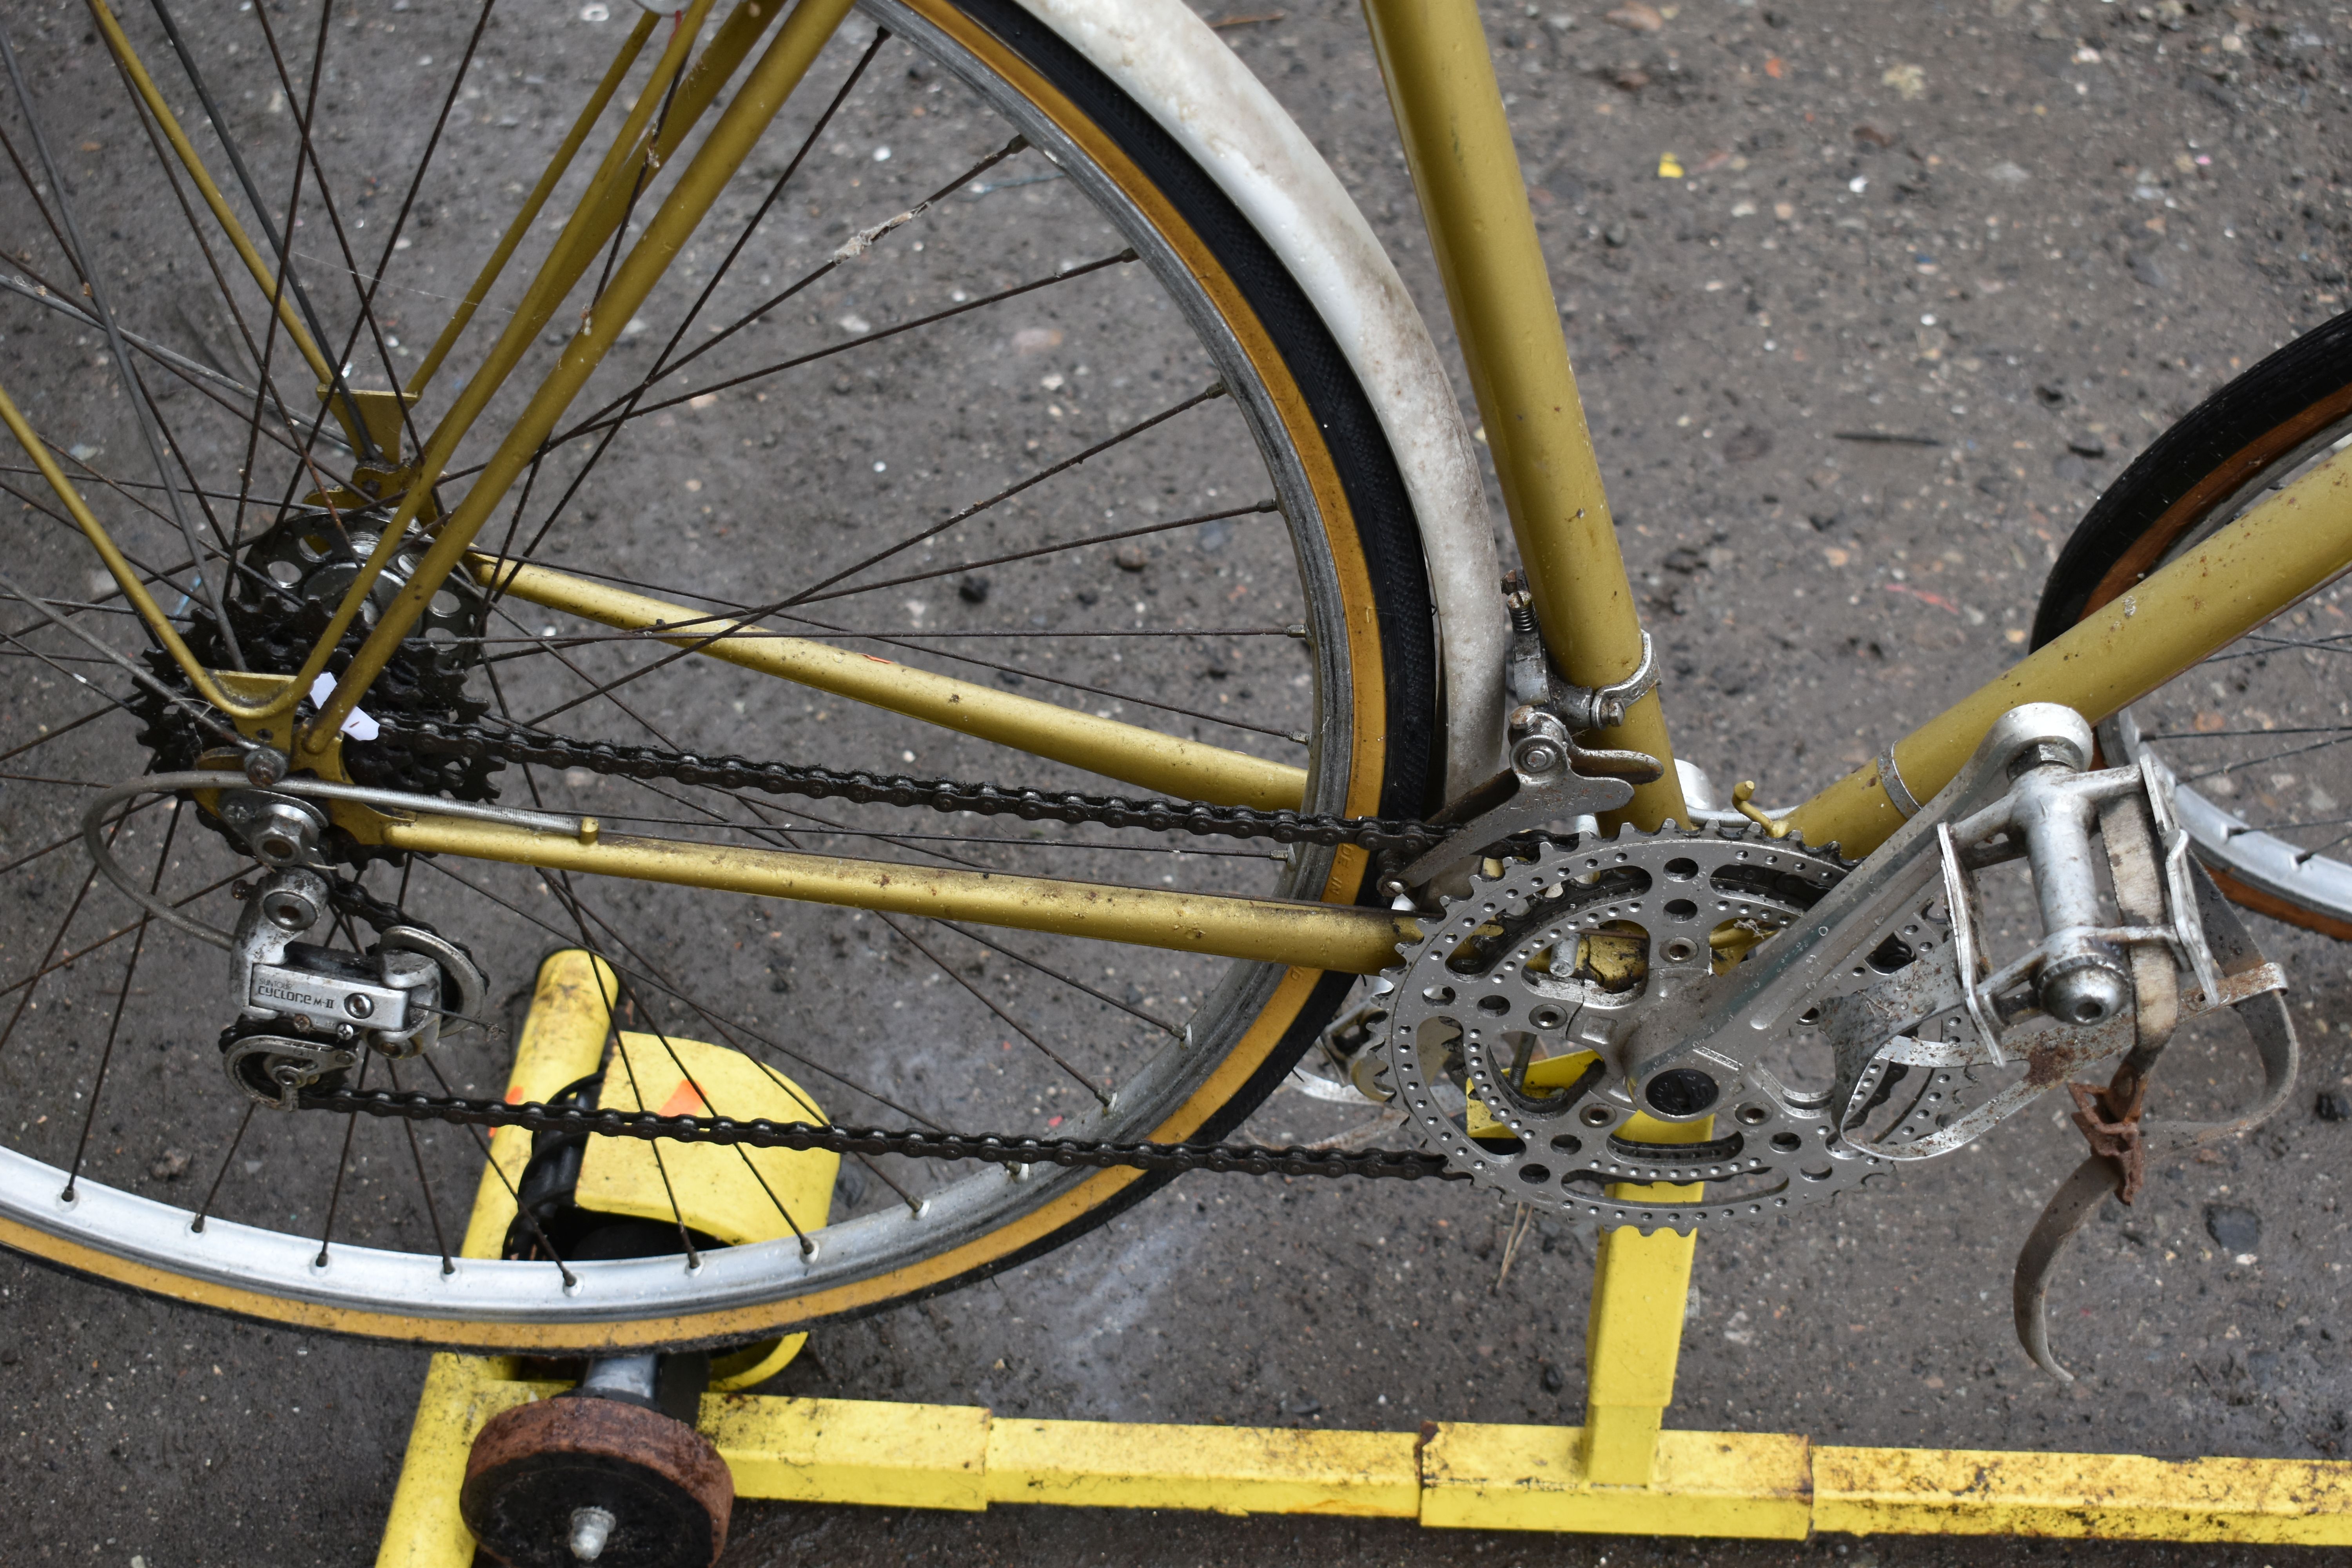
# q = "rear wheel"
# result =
<box><xmin>2035</xmin><ymin>310</ymin><xmax>2352</xmax><ymax>938</ymax></box>
<box><xmin>0</xmin><ymin>0</ymin><xmax>1438</xmax><ymax>1347</ymax></box>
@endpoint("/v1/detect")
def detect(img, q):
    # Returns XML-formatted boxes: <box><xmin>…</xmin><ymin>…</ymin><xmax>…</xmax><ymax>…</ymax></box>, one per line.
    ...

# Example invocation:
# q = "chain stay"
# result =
<box><xmin>290</xmin><ymin>717</ymin><xmax>1484</xmax><ymax>1177</ymax></box>
<box><xmin>298</xmin><ymin>1087</ymin><xmax>1464</xmax><ymax>1181</ymax></box>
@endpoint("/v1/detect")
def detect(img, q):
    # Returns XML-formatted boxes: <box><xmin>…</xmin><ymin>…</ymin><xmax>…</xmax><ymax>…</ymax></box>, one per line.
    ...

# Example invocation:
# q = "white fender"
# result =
<box><xmin>1012</xmin><ymin>0</ymin><xmax>1506</xmax><ymax>797</ymax></box>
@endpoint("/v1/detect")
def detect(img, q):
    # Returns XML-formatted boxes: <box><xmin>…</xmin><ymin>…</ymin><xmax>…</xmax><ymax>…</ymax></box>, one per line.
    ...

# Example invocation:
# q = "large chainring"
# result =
<box><xmin>1372</xmin><ymin>827</ymin><xmax>1911</xmax><ymax>1234</ymax></box>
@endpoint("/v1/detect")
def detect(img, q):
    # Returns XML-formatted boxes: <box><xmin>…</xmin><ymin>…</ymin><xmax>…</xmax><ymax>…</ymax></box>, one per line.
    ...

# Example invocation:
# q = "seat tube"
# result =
<box><xmin>1359</xmin><ymin>0</ymin><xmax>1685</xmax><ymax>831</ymax></box>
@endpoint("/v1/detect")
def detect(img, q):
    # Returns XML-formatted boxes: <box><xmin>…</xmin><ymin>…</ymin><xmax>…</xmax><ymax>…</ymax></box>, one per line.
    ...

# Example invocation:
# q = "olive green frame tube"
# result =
<box><xmin>378</xmin><ymin>816</ymin><xmax>1410</xmax><ymax>974</ymax></box>
<box><xmin>1359</xmin><ymin>0</ymin><xmax>1684</xmax><ymax>831</ymax></box>
<box><xmin>1784</xmin><ymin>445</ymin><xmax>2352</xmax><ymax>857</ymax></box>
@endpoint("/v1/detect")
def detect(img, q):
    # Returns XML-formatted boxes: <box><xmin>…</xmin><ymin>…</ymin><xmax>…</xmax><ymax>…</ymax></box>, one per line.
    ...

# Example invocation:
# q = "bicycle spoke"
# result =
<box><xmin>791</xmin><ymin>500</ymin><xmax>1277</xmax><ymax>606</ymax></box>
<box><xmin>2177</xmin><ymin>728</ymin><xmax>2352</xmax><ymax>786</ymax></box>
<box><xmin>545</xmin><ymin>133</ymin><xmax>1036</xmax><ymax>443</ymax></box>
<box><xmin>2201</xmin><ymin>631</ymin><xmax>2352</xmax><ymax>662</ymax></box>
<box><xmin>36</xmin><ymin>437</ymin><xmax>242</xmax><ymax>581</ymax></box>
<box><xmin>189</xmin><ymin>1102</ymin><xmax>256</xmax><ymax>1234</ymax></box>
<box><xmin>382</xmin><ymin>1058</ymin><xmax>454</xmax><ymax>1275</ymax></box>
<box><xmin>786</xmin><ymin>382</ymin><xmax>1227</xmax><ymax>607</ymax></box>
<box><xmin>548</xmin><ymin>929</ymin><xmax>701</xmax><ymax>1265</ymax></box>
<box><xmin>2142</xmin><ymin>724</ymin><xmax>2352</xmax><ymax>742</ymax></box>
<box><xmin>413</xmin><ymin>1043</ymin><xmax>575</xmax><ymax>1285</ymax></box>
<box><xmin>1</xmin><ymin>489</ymin><xmax>206</xmax><ymax>608</ymax></box>
<box><xmin>0</xmin><ymin>826</ymin><xmax>116</xmax><ymax>1060</ymax></box>
<box><xmin>249</xmin><ymin>0</ymin><xmax>434</xmax><ymax>482</ymax></box>
<box><xmin>532</xmin><ymin>247</ymin><xmax>1134</xmax><ymax>466</ymax></box>
<box><xmin>0</xmin><ymin>577</ymin><xmax>251</xmax><ymax>756</ymax></box>
<box><xmin>486</xmin><ymin>25</ymin><xmax>895</xmax><ymax>581</ymax></box>
<box><xmin>96</xmin><ymin>31</ymin><xmax>360</xmax><ymax>503</ymax></box>
<box><xmin>879</xmin><ymin>914</ymin><xmax>1107</xmax><ymax>1107</ymax></box>
<box><xmin>340</xmin><ymin>0</ymin><xmax>499</xmax><ymax>401</ymax></box>
<box><xmin>312</xmin><ymin>1056</ymin><xmax>370</xmax><ymax>1267</ymax></box>
<box><xmin>0</xmin><ymin>871</ymin><xmax>239</xmax><ymax>1016</ymax></box>
<box><xmin>578</xmin><ymin>932</ymin><xmax>815</xmax><ymax>1257</ymax></box>
<box><xmin>416</xmin><ymin>856</ymin><xmax>935</xmax><ymax>1129</ymax></box>
<box><xmin>0</xmin><ymin>20</ymin><xmax>242</xmax><ymax>663</ymax></box>
<box><xmin>0</xmin><ymin>274</ymin><xmax>330</xmax><ymax>448</ymax></box>
<box><xmin>0</xmin><ymin>706</ymin><xmax>118</xmax><ymax>768</ymax></box>
<box><xmin>0</xmin><ymin>116</ymin><xmax>73</xmax><ymax>263</ymax></box>
<box><xmin>137</xmin><ymin>0</ymin><xmax>364</xmax><ymax>453</ymax></box>
<box><xmin>63</xmin><ymin>802</ymin><xmax>182</xmax><ymax>1200</ymax></box>
<box><xmin>0</xmin><ymin>462</ymin><xmax>274</xmax><ymax>511</ymax></box>
<box><xmin>933</xmin><ymin>920</ymin><xmax>1183</xmax><ymax>1036</ymax></box>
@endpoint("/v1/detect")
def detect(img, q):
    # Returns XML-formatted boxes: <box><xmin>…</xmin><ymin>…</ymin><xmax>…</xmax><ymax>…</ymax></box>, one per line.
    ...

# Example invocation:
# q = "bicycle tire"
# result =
<box><xmin>2034</xmin><ymin>308</ymin><xmax>2352</xmax><ymax>938</ymax></box>
<box><xmin>0</xmin><ymin>0</ymin><xmax>1440</xmax><ymax>1349</ymax></box>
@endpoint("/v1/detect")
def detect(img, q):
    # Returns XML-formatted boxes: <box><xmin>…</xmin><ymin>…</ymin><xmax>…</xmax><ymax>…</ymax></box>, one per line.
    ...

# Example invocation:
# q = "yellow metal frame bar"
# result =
<box><xmin>1786</xmin><ymin>441</ymin><xmax>2352</xmax><ymax>857</ymax></box>
<box><xmin>376</xmin><ymin>813</ymin><xmax>1408</xmax><ymax>973</ymax></box>
<box><xmin>379</xmin><ymin>1366</ymin><xmax>2352</xmax><ymax>1562</ymax></box>
<box><xmin>375</xmin><ymin>950</ymin><xmax>2352</xmax><ymax>1564</ymax></box>
<box><xmin>377</xmin><ymin>1360</ymin><xmax>2352</xmax><ymax>1563</ymax></box>
<box><xmin>1360</xmin><ymin>0</ymin><xmax>1683</xmax><ymax>832</ymax></box>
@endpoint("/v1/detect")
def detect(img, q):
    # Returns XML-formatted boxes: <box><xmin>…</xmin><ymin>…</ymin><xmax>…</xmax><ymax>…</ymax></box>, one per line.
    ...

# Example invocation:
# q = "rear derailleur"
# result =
<box><xmin>214</xmin><ymin>789</ymin><xmax>484</xmax><ymax>1110</ymax></box>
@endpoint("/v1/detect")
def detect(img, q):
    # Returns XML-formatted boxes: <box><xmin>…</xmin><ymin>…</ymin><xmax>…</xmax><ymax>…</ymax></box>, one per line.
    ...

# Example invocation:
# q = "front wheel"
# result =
<box><xmin>0</xmin><ymin>0</ymin><xmax>1440</xmax><ymax>1348</ymax></box>
<box><xmin>2035</xmin><ymin>309</ymin><xmax>2352</xmax><ymax>938</ymax></box>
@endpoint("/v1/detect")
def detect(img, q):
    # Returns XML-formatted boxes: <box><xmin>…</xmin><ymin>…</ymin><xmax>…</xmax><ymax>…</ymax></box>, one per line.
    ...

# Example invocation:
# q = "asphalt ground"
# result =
<box><xmin>5</xmin><ymin>0</ymin><xmax>2352</xmax><ymax>1563</ymax></box>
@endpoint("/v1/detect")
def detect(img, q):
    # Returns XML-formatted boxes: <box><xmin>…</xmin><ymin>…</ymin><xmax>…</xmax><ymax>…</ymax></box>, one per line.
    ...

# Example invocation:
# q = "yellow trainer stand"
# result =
<box><xmin>379</xmin><ymin>953</ymin><xmax>2352</xmax><ymax>1562</ymax></box>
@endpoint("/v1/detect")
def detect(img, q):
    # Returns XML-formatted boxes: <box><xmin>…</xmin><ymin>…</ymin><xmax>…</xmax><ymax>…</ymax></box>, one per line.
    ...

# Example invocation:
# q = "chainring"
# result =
<box><xmin>1370</xmin><ymin>826</ymin><xmax>1913</xmax><ymax>1234</ymax></box>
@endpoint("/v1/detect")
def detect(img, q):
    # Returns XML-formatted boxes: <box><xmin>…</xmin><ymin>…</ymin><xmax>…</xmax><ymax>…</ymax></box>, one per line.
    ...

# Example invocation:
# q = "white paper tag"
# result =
<box><xmin>309</xmin><ymin>674</ymin><xmax>381</xmax><ymax>742</ymax></box>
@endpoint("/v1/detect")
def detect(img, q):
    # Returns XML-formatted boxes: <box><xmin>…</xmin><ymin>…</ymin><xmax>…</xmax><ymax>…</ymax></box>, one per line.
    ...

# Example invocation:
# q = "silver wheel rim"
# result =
<box><xmin>0</xmin><ymin>0</ymin><xmax>1392</xmax><ymax>1332</ymax></box>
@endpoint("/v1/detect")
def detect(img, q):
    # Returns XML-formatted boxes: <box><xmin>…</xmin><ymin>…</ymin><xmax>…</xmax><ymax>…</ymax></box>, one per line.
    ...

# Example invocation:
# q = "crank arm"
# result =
<box><xmin>1612</xmin><ymin>704</ymin><xmax>2094</xmax><ymax>1110</ymax></box>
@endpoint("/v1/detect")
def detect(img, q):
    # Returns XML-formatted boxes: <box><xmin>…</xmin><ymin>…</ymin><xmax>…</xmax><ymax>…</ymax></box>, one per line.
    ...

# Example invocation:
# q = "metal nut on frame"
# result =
<box><xmin>243</xmin><ymin>746</ymin><xmax>289</xmax><ymax>787</ymax></box>
<box><xmin>228</xmin><ymin>795</ymin><xmax>327</xmax><ymax>867</ymax></box>
<box><xmin>1513</xmin><ymin>736</ymin><xmax>1565</xmax><ymax>775</ymax></box>
<box><xmin>257</xmin><ymin>884</ymin><xmax>321</xmax><ymax>933</ymax></box>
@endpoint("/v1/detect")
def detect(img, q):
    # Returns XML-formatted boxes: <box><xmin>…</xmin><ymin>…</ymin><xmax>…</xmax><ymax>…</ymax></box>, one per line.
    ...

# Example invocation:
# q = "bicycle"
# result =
<box><xmin>0</xmin><ymin>0</ymin><xmax>2339</xmax><ymax>1376</ymax></box>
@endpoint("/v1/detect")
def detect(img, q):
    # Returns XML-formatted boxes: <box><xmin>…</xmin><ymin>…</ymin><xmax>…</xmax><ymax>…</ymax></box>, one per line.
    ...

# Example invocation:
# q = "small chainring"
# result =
<box><xmin>1370</xmin><ymin>826</ymin><xmax>1907</xmax><ymax>1234</ymax></box>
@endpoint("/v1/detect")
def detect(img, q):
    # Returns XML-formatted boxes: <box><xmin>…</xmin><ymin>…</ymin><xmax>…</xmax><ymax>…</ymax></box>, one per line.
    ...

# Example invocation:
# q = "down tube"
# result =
<box><xmin>1783</xmin><ymin>443</ymin><xmax>2352</xmax><ymax>857</ymax></box>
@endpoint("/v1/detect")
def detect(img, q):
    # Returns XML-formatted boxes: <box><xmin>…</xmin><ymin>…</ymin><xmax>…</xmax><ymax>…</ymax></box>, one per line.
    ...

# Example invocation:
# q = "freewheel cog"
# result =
<box><xmin>1371</xmin><ymin>826</ymin><xmax>1899</xmax><ymax>1234</ymax></box>
<box><xmin>131</xmin><ymin>505</ymin><xmax>499</xmax><ymax>866</ymax></box>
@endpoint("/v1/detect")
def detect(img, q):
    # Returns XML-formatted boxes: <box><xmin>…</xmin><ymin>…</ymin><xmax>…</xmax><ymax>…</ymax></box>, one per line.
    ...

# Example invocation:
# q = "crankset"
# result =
<box><xmin>1355</xmin><ymin>702</ymin><xmax>2299</xmax><ymax>1263</ymax></box>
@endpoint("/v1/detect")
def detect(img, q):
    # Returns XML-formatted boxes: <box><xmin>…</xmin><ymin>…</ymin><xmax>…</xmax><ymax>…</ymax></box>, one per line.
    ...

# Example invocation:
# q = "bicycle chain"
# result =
<box><xmin>271</xmin><ymin>713</ymin><xmax>1488</xmax><ymax>1177</ymax></box>
<box><xmin>297</xmin><ymin>1086</ymin><xmax>1466</xmax><ymax>1182</ymax></box>
<box><xmin>370</xmin><ymin>713</ymin><xmax>1455</xmax><ymax>855</ymax></box>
